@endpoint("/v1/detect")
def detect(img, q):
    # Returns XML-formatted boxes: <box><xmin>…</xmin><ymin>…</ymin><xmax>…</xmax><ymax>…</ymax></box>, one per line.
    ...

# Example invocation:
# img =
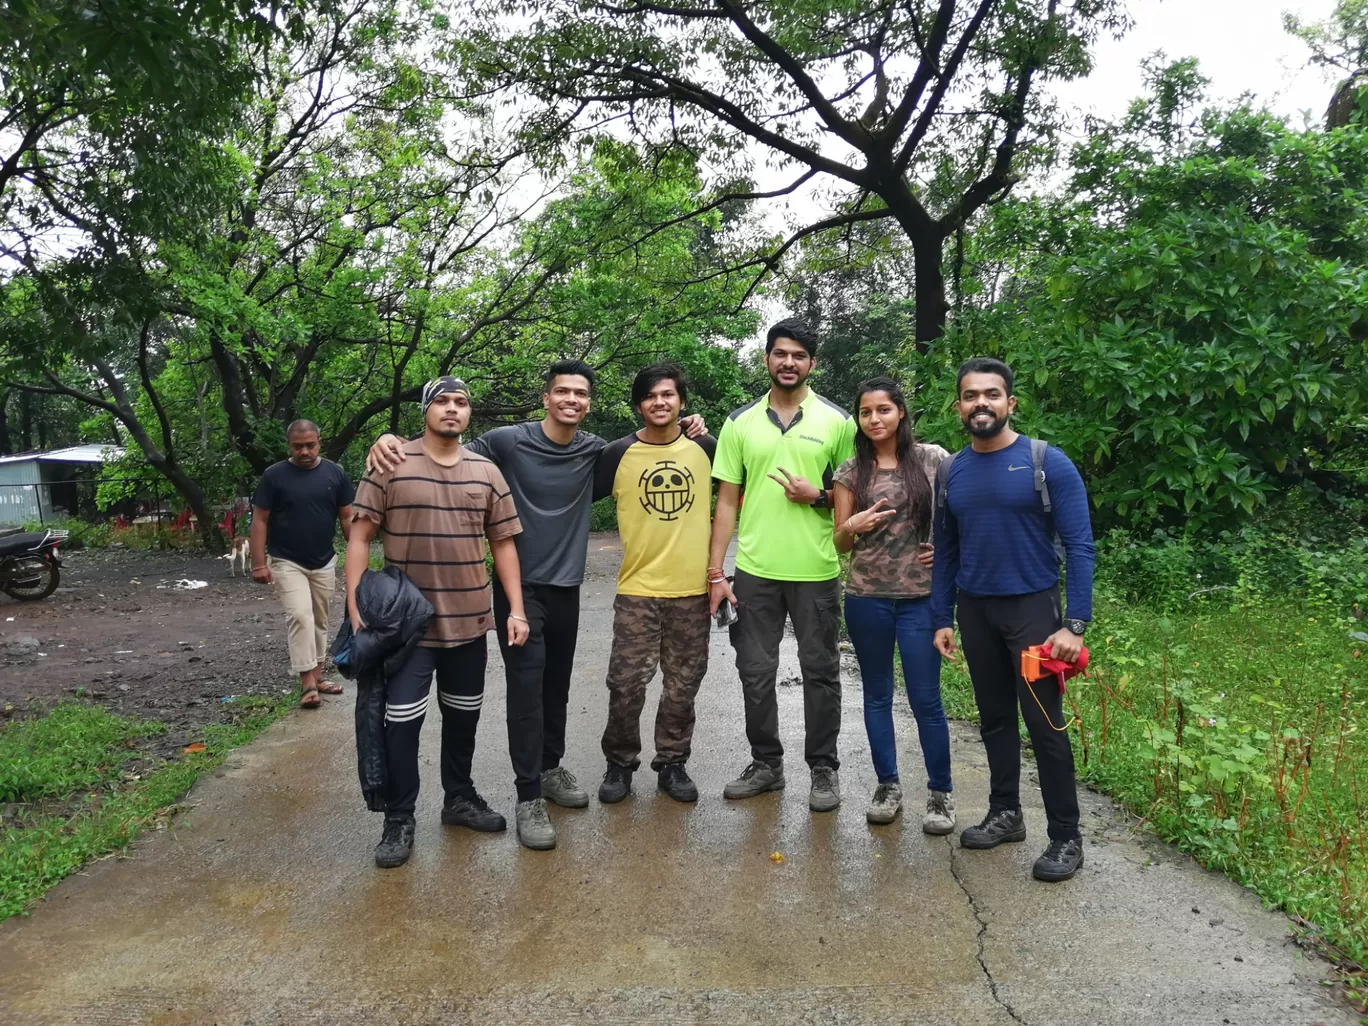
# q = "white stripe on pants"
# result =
<box><xmin>269</xmin><ymin>555</ymin><xmax>336</xmax><ymax>674</ymax></box>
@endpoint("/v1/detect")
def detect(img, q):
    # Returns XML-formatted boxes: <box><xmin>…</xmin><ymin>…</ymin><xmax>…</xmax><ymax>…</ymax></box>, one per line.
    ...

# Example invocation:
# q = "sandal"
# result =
<box><xmin>316</xmin><ymin>680</ymin><xmax>343</xmax><ymax>695</ymax></box>
<box><xmin>299</xmin><ymin>686</ymin><xmax>321</xmax><ymax>709</ymax></box>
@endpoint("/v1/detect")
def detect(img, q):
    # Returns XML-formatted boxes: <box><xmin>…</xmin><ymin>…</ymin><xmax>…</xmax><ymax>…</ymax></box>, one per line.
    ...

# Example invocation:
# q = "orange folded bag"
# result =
<box><xmin>1020</xmin><ymin>642</ymin><xmax>1090</xmax><ymax>693</ymax></box>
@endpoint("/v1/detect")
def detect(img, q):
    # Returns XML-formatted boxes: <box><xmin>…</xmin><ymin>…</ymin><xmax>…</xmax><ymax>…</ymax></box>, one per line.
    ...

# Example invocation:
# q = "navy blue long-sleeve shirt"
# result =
<box><xmin>930</xmin><ymin>435</ymin><xmax>1095</xmax><ymax>630</ymax></box>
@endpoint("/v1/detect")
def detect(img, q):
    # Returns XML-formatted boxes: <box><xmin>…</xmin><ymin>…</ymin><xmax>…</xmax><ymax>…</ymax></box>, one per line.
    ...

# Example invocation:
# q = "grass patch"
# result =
<box><xmin>1072</xmin><ymin>594</ymin><xmax>1366</xmax><ymax>970</ymax></box>
<box><xmin>900</xmin><ymin>590</ymin><xmax>1366</xmax><ymax>974</ymax></box>
<box><xmin>0</xmin><ymin>705</ymin><xmax>166</xmax><ymax>803</ymax></box>
<box><xmin>0</xmin><ymin>694</ymin><xmax>295</xmax><ymax>921</ymax></box>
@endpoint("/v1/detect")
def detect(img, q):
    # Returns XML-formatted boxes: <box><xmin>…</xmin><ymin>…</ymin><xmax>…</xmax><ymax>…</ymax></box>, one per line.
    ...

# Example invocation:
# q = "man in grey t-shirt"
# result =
<box><xmin>368</xmin><ymin>359</ymin><xmax>706</xmax><ymax>850</ymax></box>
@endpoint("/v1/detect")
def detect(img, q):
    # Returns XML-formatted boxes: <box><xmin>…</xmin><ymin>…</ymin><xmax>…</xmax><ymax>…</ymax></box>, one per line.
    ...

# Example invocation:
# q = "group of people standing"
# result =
<box><xmin>248</xmin><ymin>318</ymin><xmax>1095</xmax><ymax>883</ymax></box>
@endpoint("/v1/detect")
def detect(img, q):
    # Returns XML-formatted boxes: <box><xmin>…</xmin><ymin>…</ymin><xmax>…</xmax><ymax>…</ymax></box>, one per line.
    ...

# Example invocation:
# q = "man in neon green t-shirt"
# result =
<box><xmin>707</xmin><ymin>319</ymin><xmax>857</xmax><ymax>812</ymax></box>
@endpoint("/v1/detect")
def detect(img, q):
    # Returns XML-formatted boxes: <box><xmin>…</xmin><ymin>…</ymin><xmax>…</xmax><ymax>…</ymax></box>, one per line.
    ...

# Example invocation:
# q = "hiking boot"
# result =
<box><xmin>541</xmin><ymin>766</ymin><xmax>590</xmax><ymax>808</ymax></box>
<box><xmin>722</xmin><ymin>759</ymin><xmax>785</xmax><ymax>799</ymax></box>
<box><xmin>598</xmin><ymin>764</ymin><xmax>633</xmax><ymax>804</ymax></box>
<box><xmin>374</xmin><ymin>815</ymin><xmax>415</xmax><ymax>868</ymax></box>
<box><xmin>922</xmin><ymin>790</ymin><xmax>957</xmax><ymax>836</ymax></box>
<box><xmin>1033</xmin><ymin>837</ymin><xmax>1085</xmax><ymax>882</ymax></box>
<box><xmin>516</xmin><ymin>798</ymin><xmax>556</xmax><ymax>850</ymax></box>
<box><xmin>441</xmin><ymin>791</ymin><xmax>506</xmax><ymax>832</ymax></box>
<box><xmin>959</xmin><ymin>807</ymin><xmax>1027</xmax><ymax>849</ymax></box>
<box><xmin>809</xmin><ymin>765</ymin><xmax>841</xmax><ymax>812</ymax></box>
<box><xmin>657</xmin><ymin>763</ymin><xmax>699</xmax><ymax>803</ymax></box>
<box><xmin>866</xmin><ymin>782</ymin><xmax>903</xmax><ymax>824</ymax></box>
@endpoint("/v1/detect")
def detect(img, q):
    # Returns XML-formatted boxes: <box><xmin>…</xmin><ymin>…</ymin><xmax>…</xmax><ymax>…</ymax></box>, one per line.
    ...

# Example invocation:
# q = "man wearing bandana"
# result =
<box><xmin>367</xmin><ymin>361</ymin><xmax>707</xmax><ymax>850</ymax></box>
<box><xmin>348</xmin><ymin>376</ymin><xmax>529</xmax><ymax>869</ymax></box>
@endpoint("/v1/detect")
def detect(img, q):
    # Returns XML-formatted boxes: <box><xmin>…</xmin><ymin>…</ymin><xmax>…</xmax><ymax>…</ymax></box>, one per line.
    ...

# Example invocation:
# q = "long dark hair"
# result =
<box><xmin>852</xmin><ymin>376</ymin><xmax>932</xmax><ymax>535</ymax></box>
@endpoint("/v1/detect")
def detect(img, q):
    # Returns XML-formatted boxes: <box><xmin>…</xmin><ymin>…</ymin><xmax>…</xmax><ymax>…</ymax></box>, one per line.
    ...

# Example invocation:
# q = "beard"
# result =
<box><xmin>769</xmin><ymin>370</ymin><xmax>807</xmax><ymax>392</ymax></box>
<box><xmin>962</xmin><ymin>408</ymin><xmax>1009</xmax><ymax>438</ymax></box>
<box><xmin>431</xmin><ymin>425</ymin><xmax>464</xmax><ymax>439</ymax></box>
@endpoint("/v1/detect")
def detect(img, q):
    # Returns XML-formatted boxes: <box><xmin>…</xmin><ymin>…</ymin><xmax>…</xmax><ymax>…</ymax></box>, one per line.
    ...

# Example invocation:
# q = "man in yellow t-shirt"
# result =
<box><xmin>592</xmin><ymin>363</ymin><xmax>716</xmax><ymax>804</ymax></box>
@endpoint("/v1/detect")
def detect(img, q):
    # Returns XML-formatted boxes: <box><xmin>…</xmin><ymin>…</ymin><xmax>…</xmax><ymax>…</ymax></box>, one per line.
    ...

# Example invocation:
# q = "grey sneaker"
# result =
<box><xmin>540</xmin><ymin>766</ymin><xmax>590</xmax><ymax>808</ymax></box>
<box><xmin>722</xmin><ymin>759</ymin><xmax>785</xmax><ymax>799</ymax></box>
<box><xmin>922</xmin><ymin>790</ymin><xmax>956</xmax><ymax>836</ymax></box>
<box><xmin>515</xmin><ymin>798</ymin><xmax>556</xmax><ymax>850</ymax></box>
<box><xmin>866</xmin><ymin>782</ymin><xmax>903</xmax><ymax>824</ymax></box>
<box><xmin>809</xmin><ymin>766</ymin><xmax>841</xmax><ymax>812</ymax></box>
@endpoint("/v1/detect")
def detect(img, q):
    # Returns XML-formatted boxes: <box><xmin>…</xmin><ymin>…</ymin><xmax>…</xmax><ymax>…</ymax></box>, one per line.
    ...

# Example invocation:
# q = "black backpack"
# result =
<box><xmin>933</xmin><ymin>437</ymin><xmax>1064</xmax><ymax>562</ymax></box>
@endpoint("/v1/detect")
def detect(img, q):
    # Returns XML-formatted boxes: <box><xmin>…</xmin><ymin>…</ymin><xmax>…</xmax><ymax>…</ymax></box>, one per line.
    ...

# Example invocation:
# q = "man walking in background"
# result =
<box><xmin>707</xmin><ymin>319</ymin><xmax>857</xmax><ymax>811</ymax></box>
<box><xmin>593</xmin><ymin>363</ymin><xmax>716</xmax><ymax>805</ymax></box>
<box><xmin>251</xmin><ymin>419</ymin><xmax>355</xmax><ymax>709</ymax></box>
<box><xmin>931</xmin><ymin>357</ymin><xmax>1095</xmax><ymax>882</ymax></box>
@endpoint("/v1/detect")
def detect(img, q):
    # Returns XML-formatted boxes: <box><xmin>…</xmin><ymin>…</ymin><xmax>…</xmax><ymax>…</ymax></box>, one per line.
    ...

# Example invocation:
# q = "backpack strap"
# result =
<box><xmin>1031</xmin><ymin>437</ymin><xmax>1051</xmax><ymax>513</ymax></box>
<box><xmin>934</xmin><ymin>449</ymin><xmax>957</xmax><ymax>513</ymax></box>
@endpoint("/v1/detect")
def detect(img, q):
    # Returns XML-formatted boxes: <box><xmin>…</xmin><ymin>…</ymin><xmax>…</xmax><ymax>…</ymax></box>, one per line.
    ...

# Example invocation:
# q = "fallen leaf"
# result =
<box><xmin>183</xmin><ymin>743</ymin><xmax>206</xmax><ymax>754</ymax></box>
<box><xmin>768</xmin><ymin>851</ymin><xmax>785</xmax><ymax>864</ymax></box>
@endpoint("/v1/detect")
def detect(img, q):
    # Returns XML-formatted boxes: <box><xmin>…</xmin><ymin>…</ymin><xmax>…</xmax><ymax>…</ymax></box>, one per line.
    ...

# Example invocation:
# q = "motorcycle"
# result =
<box><xmin>0</xmin><ymin>529</ymin><xmax>66</xmax><ymax>601</ymax></box>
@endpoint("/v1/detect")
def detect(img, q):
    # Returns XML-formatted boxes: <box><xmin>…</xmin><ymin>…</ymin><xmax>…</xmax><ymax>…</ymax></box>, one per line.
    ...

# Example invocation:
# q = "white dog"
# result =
<box><xmin>221</xmin><ymin>537</ymin><xmax>251</xmax><ymax>576</ymax></box>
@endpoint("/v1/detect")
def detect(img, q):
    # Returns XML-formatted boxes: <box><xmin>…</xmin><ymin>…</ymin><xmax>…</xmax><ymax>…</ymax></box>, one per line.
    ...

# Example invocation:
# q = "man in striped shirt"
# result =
<box><xmin>347</xmin><ymin>376</ymin><xmax>529</xmax><ymax>869</ymax></box>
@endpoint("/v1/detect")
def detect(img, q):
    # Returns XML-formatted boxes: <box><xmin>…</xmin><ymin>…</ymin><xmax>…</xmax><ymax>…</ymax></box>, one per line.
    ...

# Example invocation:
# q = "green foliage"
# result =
<box><xmin>0</xmin><ymin>694</ymin><xmax>295</xmax><ymax>921</ymax></box>
<box><xmin>933</xmin><ymin>63</ymin><xmax>1368</xmax><ymax>532</ymax></box>
<box><xmin>1073</xmin><ymin>596</ymin><xmax>1367</xmax><ymax>966</ymax></box>
<box><xmin>0</xmin><ymin>705</ymin><xmax>165</xmax><ymax>803</ymax></box>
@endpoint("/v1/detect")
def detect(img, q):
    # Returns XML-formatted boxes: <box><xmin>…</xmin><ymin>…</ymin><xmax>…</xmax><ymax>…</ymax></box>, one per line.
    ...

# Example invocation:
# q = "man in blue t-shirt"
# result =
<box><xmin>930</xmin><ymin>358</ymin><xmax>1095</xmax><ymax>882</ymax></box>
<box><xmin>250</xmin><ymin>420</ymin><xmax>355</xmax><ymax>709</ymax></box>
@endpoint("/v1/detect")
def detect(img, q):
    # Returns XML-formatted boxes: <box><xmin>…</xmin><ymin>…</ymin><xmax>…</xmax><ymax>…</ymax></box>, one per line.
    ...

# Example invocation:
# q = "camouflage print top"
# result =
<box><xmin>834</xmin><ymin>444</ymin><xmax>950</xmax><ymax>599</ymax></box>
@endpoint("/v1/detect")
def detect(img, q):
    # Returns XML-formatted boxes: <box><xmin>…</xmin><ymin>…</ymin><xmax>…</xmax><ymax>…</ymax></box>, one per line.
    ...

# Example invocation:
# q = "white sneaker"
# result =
<box><xmin>866</xmin><ymin>782</ymin><xmax>903</xmax><ymax>824</ymax></box>
<box><xmin>922</xmin><ymin>790</ymin><xmax>956</xmax><ymax>835</ymax></box>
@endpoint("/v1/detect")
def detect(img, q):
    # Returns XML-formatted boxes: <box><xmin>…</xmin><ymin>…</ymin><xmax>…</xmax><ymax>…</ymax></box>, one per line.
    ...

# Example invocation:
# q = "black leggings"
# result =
<box><xmin>957</xmin><ymin>587</ymin><xmax>1080</xmax><ymax>841</ymax></box>
<box><xmin>493</xmin><ymin>579</ymin><xmax>581</xmax><ymax>802</ymax></box>
<box><xmin>383</xmin><ymin>637</ymin><xmax>488</xmax><ymax>816</ymax></box>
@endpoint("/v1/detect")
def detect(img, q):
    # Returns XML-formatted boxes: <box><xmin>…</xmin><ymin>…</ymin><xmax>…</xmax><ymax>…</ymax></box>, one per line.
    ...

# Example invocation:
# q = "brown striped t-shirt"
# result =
<box><xmin>353</xmin><ymin>442</ymin><xmax>521</xmax><ymax>647</ymax></box>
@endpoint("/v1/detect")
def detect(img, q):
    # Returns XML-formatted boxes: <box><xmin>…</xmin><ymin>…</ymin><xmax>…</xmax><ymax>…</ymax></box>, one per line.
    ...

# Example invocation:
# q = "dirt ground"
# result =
<box><xmin>0</xmin><ymin>546</ymin><xmax>319</xmax><ymax>759</ymax></box>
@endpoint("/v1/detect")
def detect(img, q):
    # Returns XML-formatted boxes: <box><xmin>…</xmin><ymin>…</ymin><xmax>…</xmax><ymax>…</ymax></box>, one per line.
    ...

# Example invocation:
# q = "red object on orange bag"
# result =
<box><xmin>1020</xmin><ymin>642</ymin><xmax>1089</xmax><ymax>693</ymax></box>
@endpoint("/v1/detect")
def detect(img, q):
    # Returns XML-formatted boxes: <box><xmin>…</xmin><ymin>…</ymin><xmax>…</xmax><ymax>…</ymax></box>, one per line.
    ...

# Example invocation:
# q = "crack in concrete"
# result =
<box><xmin>946</xmin><ymin>839</ymin><xmax>1029</xmax><ymax>1026</ymax></box>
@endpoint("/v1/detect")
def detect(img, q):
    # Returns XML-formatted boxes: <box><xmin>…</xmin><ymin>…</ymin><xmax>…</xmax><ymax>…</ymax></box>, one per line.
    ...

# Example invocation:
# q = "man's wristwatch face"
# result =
<box><xmin>1065</xmin><ymin>619</ymin><xmax>1088</xmax><ymax>636</ymax></box>
<box><xmin>811</xmin><ymin>491</ymin><xmax>829</xmax><ymax>509</ymax></box>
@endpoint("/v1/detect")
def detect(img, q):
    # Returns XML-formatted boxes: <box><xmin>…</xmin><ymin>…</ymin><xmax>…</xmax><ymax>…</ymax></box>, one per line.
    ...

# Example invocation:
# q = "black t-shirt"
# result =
<box><xmin>251</xmin><ymin>460</ymin><xmax>356</xmax><ymax>570</ymax></box>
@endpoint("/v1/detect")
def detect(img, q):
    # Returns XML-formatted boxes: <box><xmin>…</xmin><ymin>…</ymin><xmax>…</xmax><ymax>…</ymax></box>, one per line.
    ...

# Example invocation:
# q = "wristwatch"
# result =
<box><xmin>1065</xmin><ymin>618</ymin><xmax>1088</xmax><ymax>636</ymax></box>
<box><xmin>810</xmin><ymin>490</ymin><xmax>830</xmax><ymax>509</ymax></box>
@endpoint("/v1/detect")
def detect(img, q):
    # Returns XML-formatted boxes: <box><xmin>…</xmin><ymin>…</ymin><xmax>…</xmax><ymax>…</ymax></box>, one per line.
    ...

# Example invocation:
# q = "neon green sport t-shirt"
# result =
<box><xmin>712</xmin><ymin>389</ymin><xmax>857</xmax><ymax>582</ymax></box>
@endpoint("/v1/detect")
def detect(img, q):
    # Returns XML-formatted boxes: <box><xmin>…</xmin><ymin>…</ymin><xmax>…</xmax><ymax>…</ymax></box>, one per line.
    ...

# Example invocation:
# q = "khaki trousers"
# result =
<box><xmin>269</xmin><ymin>556</ymin><xmax>336</xmax><ymax>674</ymax></box>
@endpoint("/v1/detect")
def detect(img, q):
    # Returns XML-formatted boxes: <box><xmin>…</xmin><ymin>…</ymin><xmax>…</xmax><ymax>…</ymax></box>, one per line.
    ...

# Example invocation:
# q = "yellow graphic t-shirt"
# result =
<box><xmin>594</xmin><ymin>430</ymin><xmax>717</xmax><ymax>597</ymax></box>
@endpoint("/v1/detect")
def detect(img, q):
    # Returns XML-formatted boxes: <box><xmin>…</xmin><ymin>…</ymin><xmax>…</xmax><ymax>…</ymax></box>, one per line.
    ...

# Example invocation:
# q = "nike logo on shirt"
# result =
<box><xmin>1007</xmin><ymin>464</ymin><xmax>1031</xmax><ymax>472</ymax></box>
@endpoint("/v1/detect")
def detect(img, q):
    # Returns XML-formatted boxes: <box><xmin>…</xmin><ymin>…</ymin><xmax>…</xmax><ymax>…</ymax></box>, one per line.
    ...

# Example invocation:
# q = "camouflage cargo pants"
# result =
<box><xmin>601</xmin><ymin>593</ymin><xmax>710</xmax><ymax>771</ymax></box>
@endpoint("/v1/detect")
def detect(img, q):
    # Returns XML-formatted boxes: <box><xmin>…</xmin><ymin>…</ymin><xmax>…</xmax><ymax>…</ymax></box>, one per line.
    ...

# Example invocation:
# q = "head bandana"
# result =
<box><xmin>421</xmin><ymin>376</ymin><xmax>470</xmax><ymax>414</ymax></box>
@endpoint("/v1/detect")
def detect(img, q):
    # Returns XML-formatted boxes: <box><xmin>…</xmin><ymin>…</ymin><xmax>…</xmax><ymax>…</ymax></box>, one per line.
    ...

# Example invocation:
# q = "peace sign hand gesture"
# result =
<box><xmin>766</xmin><ymin>466</ymin><xmax>821</xmax><ymax>505</ymax></box>
<box><xmin>845</xmin><ymin>498</ymin><xmax>898</xmax><ymax>534</ymax></box>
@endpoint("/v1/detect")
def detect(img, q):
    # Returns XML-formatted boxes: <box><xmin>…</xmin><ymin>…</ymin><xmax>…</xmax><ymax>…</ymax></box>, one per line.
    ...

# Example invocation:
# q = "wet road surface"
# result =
<box><xmin>0</xmin><ymin>538</ymin><xmax>1354</xmax><ymax>1025</ymax></box>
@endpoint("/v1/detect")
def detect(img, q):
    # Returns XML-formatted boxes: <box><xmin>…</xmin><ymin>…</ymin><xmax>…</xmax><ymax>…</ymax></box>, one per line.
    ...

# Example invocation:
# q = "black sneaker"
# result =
<box><xmin>1033</xmin><ymin>837</ymin><xmax>1085</xmax><ymax>881</ymax></box>
<box><xmin>657</xmin><ymin>763</ymin><xmax>699</xmax><ymax>803</ymax></box>
<box><xmin>959</xmin><ymin>807</ymin><xmax>1027</xmax><ymax>849</ymax></box>
<box><xmin>374</xmin><ymin>815</ymin><xmax>415</xmax><ymax>868</ymax></box>
<box><xmin>441</xmin><ymin>791</ymin><xmax>507</xmax><ymax>832</ymax></box>
<box><xmin>598</xmin><ymin>763</ymin><xmax>633</xmax><ymax>804</ymax></box>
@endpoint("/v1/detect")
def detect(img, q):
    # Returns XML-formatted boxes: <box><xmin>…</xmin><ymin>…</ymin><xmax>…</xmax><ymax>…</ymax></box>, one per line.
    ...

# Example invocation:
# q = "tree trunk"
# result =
<box><xmin>913</xmin><ymin>234</ymin><xmax>950</xmax><ymax>353</ymax></box>
<box><xmin>209</xmin><ymin>333</ymin><xmax>272</xmax><ymax>473</ymax></box>
<box><xmin>19</xmin><ymin>389</ymin><xmax>31</xmax><ymax>450</ymax></box>
<box><xmin>0</xmin><ymin>390</ymin><xmax>10</xmax><ymax>453</ymax></box>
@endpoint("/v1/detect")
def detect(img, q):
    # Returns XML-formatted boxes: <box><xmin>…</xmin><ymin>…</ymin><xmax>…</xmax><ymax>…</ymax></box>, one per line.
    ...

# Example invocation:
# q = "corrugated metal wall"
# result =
<box><xmin>0</xmin><ymin>459</ymin><xmax>49</xmax><ymax>525</ymax></box>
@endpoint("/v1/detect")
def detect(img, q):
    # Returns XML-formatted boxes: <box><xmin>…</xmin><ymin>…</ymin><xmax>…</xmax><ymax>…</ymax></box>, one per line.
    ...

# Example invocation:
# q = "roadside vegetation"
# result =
<box><xmin>0</xmin><ymin>694</ymin><xmax>295</xmax><ymax>921</ymax></box>
<box><xmin>932</xmin><ymin>509</ymin><xmax>1367</xmax><ymax>989</ymax></box>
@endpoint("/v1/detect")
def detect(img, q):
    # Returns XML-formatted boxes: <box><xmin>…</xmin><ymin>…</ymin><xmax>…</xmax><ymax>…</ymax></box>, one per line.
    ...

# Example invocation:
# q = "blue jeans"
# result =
<box><xmin>844</xmin><ymin>594</ymin><xmax>953</xmax><ymax>792</ymax></box>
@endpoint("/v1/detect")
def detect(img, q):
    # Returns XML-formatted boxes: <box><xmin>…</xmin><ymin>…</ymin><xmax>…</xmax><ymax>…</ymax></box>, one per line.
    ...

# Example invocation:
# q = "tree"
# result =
<box><xmin>936</xmin><ymin>62</ymin><xmax>1368</xmax><ymax>531</ymax></box>
<box><xmin>445</xmin><ymin>0</ymin><xmax>1127</xmax><ymax>347</ymax></box>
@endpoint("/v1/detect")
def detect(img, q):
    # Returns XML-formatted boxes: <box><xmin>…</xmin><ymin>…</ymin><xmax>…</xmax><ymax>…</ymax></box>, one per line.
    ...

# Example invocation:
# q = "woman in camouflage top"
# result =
<box><xmin>833</xmin><ymin>377</ymin><xmax>955</xmax><ymax>833</ymax></box>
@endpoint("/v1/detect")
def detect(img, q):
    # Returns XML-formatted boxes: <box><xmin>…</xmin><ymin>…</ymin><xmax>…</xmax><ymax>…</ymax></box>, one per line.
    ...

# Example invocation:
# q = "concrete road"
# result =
<box><xmin>0</xmin><ymin>538</ymin><xmax>1354</xmax><ymax>1025</ymax></box>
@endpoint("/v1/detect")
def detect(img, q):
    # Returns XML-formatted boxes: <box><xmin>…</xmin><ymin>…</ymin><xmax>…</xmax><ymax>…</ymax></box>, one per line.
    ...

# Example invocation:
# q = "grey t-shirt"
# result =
<box><xmin>466</xmin><ymin>422</ymin><xmax>605</xmax><ymax>587</ymax></box>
